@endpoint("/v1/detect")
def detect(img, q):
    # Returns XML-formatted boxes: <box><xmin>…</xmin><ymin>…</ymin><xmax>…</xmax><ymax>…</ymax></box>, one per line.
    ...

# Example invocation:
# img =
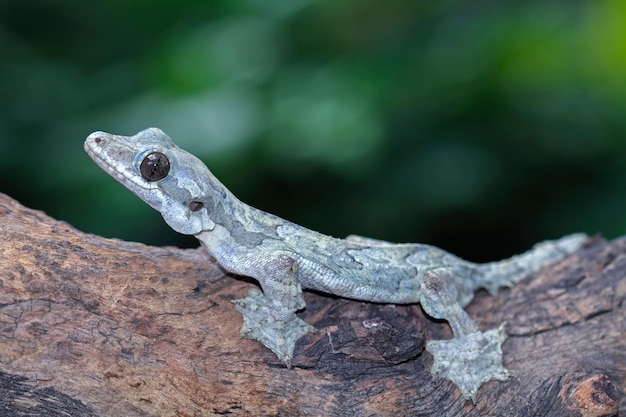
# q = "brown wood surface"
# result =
<box><xmin>0</xmin><ymin>192</ymin><xmax>623</xmax><ymax>416</ymax></box>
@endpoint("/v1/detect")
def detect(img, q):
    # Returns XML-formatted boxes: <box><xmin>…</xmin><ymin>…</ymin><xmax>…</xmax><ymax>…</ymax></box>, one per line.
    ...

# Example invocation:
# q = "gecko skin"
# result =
<box><xmin>84</xmin><ymin>128</ymin><xmax>587</xmax><ymax>402</ymax></box>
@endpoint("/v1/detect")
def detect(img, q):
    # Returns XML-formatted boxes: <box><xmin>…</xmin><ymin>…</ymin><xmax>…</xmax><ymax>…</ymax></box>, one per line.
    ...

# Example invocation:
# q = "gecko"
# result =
<box><xmin>84</xmin><ymin>127</ymin><xmax>587</xmax><ymax>402</ymax></box>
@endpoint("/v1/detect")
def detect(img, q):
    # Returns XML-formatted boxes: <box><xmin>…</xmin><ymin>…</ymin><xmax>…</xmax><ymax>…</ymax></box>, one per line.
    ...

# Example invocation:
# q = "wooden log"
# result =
<box><xmin>0</xmin><ymin>193</ymin><xmax>622</xmax><ymax>416</ymax></box>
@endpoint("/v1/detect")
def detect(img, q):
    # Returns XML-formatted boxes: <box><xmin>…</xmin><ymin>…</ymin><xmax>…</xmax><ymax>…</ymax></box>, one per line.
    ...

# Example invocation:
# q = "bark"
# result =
<box><xmin>0</xmin><ymin>193</ymin><xmax>622</xmax><ymax>417</ymax></box>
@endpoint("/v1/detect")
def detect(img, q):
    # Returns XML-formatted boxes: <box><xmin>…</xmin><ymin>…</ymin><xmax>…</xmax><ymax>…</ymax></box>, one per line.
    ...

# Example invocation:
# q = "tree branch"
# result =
<box><xmin>0</xmin><ymin>193</ymin><xmax>622</xmax><ymax>416</ymax></box>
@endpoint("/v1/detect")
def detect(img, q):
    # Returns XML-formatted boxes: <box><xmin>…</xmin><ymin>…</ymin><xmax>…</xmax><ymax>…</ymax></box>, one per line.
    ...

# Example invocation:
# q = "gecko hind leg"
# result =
<box><xmin>232</xmin><ymin>289</ymin><xmax>315</xmax><ymax>367</ymax></box>
<box><xmin>420</xmin><ymin>268</ymin><xmax>512</xmax><ymax>403</ymax></box>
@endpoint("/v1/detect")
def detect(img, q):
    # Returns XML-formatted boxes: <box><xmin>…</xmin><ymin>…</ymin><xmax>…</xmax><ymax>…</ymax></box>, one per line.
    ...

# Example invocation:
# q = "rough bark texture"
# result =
<box><xmin>0</xmin><ymin>192</ymin><xmax>623</xmax><ymax>417</ymax></box>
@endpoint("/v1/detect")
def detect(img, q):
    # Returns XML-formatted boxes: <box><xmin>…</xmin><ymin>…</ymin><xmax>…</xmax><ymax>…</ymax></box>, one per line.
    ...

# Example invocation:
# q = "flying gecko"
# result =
<box><xmin>84</xmin><ymin>127</ymin><xmax>587</xmax><ymax>402</ymax></box>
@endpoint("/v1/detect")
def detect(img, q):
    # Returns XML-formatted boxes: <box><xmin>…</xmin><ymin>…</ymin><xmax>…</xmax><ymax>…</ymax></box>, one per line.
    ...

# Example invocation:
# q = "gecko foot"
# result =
<box><xmin>232</xmin><ymin>289</ymin><xmax>315</xmax><ymax>367</ymax></box>
<box><xmin>426</xmin><ymin>323</ymin><xmax>512</xmax><ymax>403</ymax></box>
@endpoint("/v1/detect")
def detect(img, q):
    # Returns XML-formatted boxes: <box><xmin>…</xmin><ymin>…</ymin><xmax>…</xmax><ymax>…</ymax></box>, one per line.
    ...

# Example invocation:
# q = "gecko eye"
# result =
<box><xmin>140</xmin><ymin>152</ymin><xmax>170</xmax><ymax>182</ymax></box>
<box><xmin>189</xmin><ymin>201</ymin><xmax>203</xmax><ymax>212</ymax></box>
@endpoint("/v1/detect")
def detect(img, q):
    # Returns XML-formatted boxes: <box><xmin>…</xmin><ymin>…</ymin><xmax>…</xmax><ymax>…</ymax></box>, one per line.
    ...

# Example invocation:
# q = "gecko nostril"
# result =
<box><xmin>94</xmin><ymin>137</ymin><xmax>102</xmax><ymax>143</ymax></box>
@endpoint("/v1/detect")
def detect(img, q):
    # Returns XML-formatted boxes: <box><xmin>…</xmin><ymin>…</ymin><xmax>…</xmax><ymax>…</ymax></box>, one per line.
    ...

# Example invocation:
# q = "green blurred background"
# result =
<box><xmin>1</xmin><ymin>0</ymin><xmax>625</xmax><ymax>261</ymax></box>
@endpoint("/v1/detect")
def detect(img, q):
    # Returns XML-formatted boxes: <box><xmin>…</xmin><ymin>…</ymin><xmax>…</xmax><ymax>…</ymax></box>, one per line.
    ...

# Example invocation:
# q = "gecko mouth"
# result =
<box><xmin>84</xmin><ymin>134</ymin><xmax>155</xmax><ymax>191</ymax></box>
<box><xmin>84</xmin><ymin>133</ymin><xmax>165</xmax><ymax>213</ymax></box>
<box><xmin>84</xmin><ymin>132</ymin><xmax>166</xmax><ymax>211</ymax></box>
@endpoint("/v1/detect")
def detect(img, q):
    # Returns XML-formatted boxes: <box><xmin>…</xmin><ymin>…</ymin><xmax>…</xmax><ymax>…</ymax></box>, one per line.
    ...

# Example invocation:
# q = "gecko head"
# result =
<box><xmin>84</xmin><ymin>127</ymin><xmax>222</xmax><ymax>235</ymax></box>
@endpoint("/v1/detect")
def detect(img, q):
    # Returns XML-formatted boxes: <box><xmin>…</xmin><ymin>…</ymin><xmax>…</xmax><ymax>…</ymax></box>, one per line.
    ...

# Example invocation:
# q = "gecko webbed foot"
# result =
<box><xmin>419</xmin><ymin>268</ymin><xmax>514</xmax><ymax>402</ymax></box>
<box><xmin>426</xmin><ymin>323</ymin><xmax>511</xmax><ymax>402</ymax></box>
<box><xmin>232</xmin><ymin>289</ymin><xmax>315</xmax><ymax>366</ymax></box>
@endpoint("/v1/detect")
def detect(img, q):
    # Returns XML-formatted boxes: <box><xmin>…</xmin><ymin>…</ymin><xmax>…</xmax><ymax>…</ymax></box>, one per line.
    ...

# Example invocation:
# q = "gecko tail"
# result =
<box><xmin>476</xmin><ymin>233</ymin><xmax>588</xmax><ymax>295</ymax></box>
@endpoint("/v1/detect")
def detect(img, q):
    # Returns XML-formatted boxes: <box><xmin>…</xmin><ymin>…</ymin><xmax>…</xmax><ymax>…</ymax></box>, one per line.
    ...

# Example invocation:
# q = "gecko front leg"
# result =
<box><xmin>420</xmin><ymin>268</ymin><xmax>511</xmax><ymax>402</ymax></box>
<box><xmin>231</xmin><ymin>253</ymin><xmax>315</xmax><ymax>366</ymax></box>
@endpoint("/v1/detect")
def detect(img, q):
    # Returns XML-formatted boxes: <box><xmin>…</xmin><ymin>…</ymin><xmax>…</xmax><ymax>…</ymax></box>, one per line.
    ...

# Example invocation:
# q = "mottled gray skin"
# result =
<box><xmin>84</xmin><ymin>128</ymin><xmax>587</xmax><ymax>402</ymax></box>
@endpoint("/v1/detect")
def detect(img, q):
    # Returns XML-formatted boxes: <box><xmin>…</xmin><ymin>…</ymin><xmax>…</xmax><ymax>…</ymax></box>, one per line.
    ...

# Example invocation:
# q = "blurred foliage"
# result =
<box><xmin>1</xmin><ymin>0</ymin><xmax>625</xmax><ymax>260</ymax></box>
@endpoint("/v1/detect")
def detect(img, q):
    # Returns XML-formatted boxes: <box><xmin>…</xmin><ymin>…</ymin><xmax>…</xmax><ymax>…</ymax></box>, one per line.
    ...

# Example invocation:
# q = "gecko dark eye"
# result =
<box><xmin>189</xmin><ymin>201</ymin><xmax>203</xmax><ymax>212</ymax></box>
<box><xmin>140</xmin><ymin>152</ymin><xmax>170</xmax><ymax>182</ymax></box>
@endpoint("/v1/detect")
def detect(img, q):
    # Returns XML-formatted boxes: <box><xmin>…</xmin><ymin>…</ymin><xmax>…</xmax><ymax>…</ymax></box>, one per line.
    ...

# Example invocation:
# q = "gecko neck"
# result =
<box><xmin>197</xmin><ymin>183</ymin><xmax>319</xmax><ymax>251</ymax></box>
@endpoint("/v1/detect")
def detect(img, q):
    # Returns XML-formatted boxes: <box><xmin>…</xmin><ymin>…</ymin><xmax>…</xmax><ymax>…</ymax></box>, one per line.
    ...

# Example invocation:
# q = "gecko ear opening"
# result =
<box><xmin>189</xmin><ymin>201</ymin><xmax>204</xmax><ymax>212</ymax></box>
